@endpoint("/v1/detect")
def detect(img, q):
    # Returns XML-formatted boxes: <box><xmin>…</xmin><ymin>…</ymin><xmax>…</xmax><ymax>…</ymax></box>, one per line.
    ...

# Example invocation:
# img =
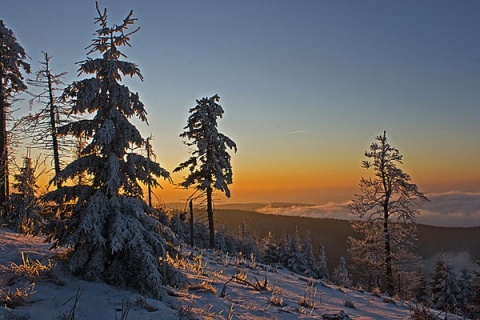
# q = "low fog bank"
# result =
<box><xmin>423</xmin><ymin>251</ymin><xmax>476</xmax><ymax>274</ymax></box>
<box><xmin>254</xmin><ymin>191</ymin><xmax>480</xmax><ymax>227</ymax></box>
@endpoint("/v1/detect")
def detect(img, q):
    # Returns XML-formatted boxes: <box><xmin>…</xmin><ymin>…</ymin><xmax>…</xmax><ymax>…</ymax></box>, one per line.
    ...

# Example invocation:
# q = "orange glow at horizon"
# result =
<box><xmin>30</xmin><ymin>155</ymin><xmax>480</xmax><ymax>206</ymax></box>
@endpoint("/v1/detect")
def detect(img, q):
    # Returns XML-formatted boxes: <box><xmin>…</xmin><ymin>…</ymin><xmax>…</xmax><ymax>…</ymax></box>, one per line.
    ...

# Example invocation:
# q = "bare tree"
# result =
<box><xmin>174</xmin><ymin>94</ymin><xmax>237</xmax><ymax>248</ymax></box>
<box><xmin>0</xmin><ymin>20</ymin><xmax>31</xmax><ymax>210</ymax></box>
<box><xmin>26</xmin><ymin>52</ymin><xmax>70</xmax><ymax>188</ymax></box>
<box><xmin>348</xmin><ymin>130</ymin><xmax>428</xmax><ymax>296</ymax></box>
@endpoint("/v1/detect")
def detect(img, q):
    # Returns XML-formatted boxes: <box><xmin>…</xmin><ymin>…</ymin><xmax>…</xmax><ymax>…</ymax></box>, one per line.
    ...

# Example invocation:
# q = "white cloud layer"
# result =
<box><xmin>418</xmin><ymin>191</ymin><xmax>480</xmax><ymax>227</ymax></box>
<box><xmin>256</xmin><ymin>191</ymin><xmax>480</xmax><ymax>227</ymax></box>
<box><xmin>256</xmin><ymin>202</ymin><xmax>352</xmax><ymax>220</ymax></box>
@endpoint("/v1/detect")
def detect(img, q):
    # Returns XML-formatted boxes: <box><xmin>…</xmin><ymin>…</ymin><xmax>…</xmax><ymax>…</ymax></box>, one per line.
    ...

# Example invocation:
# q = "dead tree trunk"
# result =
<box><xmin>45</xmin><ymin>54</ymin><xmax>62</xmax><ymax>188</ymax></box>
<box><xmin>189</xmin><ymin>199</ymin><xmax>194</xmax><ymax>247</ymax></box>
<box><xmin>207</xmin><ymin>186</ymin><xmax>214</xmax><ymax>248</ymax></box>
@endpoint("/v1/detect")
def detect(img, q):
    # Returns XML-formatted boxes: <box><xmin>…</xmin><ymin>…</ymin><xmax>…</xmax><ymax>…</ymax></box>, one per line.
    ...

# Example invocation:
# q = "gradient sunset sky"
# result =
<box><xmin>3</xmin><ymin>1</ymin><xmax>479</xmax><ymax>205</ymax></box>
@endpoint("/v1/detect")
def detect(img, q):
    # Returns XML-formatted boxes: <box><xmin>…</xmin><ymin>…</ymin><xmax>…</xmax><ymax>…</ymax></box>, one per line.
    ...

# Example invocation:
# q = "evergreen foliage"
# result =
<box><xmin>430</xmin><ymin>256</ymin><xmax>459</xmax><ymax>313</ymax></box>
<box><xmin>174</xmin><ymin>94</ymin><xmax>237</xmax><ymax>248</ymax></box>
<box><xmin>0</xmin><ymin>20</ymin><xmax>31</xmax><ymax>210</ymax></box>
<box><xmin>7</xmin><ymin>155</ymin><xmax>43</xmax><ymax>235</ymax></box>
<box><xmin>276</xmin><ymin>233</ymin><xmax>291</xmax><ymax>267</ymax></box>
<box><xmin>235</xmin><ymin>222</ymin><xmax>258</xmax><ymax>255</ymax></box>
<box><xmin>302</xmin><ymin>235</ymin><xmax>318</xmax><ymax>278</ymax></box>
<box><xmin>317</xmin><ymin>244</ymin><xmax>329</xmax><ymax>280</ymax></box>
<box><xmin>470</xmin><ymin>258</ymin><xmax>480</xmax><ymax>317</ymax></box>
<box><xmin>333</xmin><ymin>256</ymin><xmax>351</xmax><ymax>288</ymax></box>
<box><xmin>44</xmin><ymin>4</ymin><xmax>173</xmax><ymax>297</ymax></box>
<box><xmin>285</xmin><ymin>230</ymin><xmax>307</xmax><ymax>275</ymax></box>
<box><xmin>457</xmin><ymin>265</ymin><xmax>473</xmax><ymax>315</ymax></box>
<box><xmin>261</xmin><ymin>232</ymin><xmax>280</xmax><ymax>265</ymax></box>
<box><xmin>267</xmin><ymin>230</ymin><xmax>320</xmax><ymax>277</ymax></box>
<box><xmin>348</xmin><ymin>131</ymin><xmax>428</xmax><ymax>296</ymax></box>
<box><xmin>413</xmin><ymin>267</ymin><xmax>430</xmax><ymax>305</ymax></box>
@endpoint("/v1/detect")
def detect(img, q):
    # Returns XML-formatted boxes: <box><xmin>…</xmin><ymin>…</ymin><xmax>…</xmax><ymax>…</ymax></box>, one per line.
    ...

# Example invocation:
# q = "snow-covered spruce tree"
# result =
<box><xmin>280</xmin><ymin>228</ymin><xmax>316</xmax><ymax>276</ymax></box>
<box><xmin>174</xmin><ymin>94</ymin><xmax>237</xmax><ymax>248</ymax></box>
<box><xmin>302</xmin><ymin>234</ymin><xmax>319</xmax><ymax>278</ymax></box>
<box><xmin>457</xmin><ymin>265</ymin><xmax>474</xmax><ymax>315</ymax></box>
<box><xmin>470</xmin><ymin>259</ymin><xmax>480</xmax><ymax>317</ymax></box>
<box><xmin>286</xmin><ymin>228</ymin><xmax>307</xmax><ymax>275</ymax></box>
<box><xmin>25</xmin><ymin>52</ymin><xmax>70</xmax><ymax>188</ymax></box>
<box><xmin>45</xmin><ymin>4</ymin><xmax>176</xmax><ymax>297</ymax></box>
<box><xmin>317</xmin><ymin>244</ymin><xmax>329</xmax><ymax>280</ymax></box>
<box><xmin>277</xmin><ymin>233</ymin><xmax>292</xmax><ymax>267</ymax></box>
<box><xmin>430</xmin><ymin>255</ymin><xmax>460</xmax><ymax>313</ymax></box>
<box><xmin>333</xmin><ymin>256</ymin><xmax>352</xmax><ymax>288</ymax></box>
<box><xmin>7</xmin><ymin>153</ymin><xmax>43</xmax><ymax>235</ymax></box>
<box><xmin>261</xmin><ymin>231</ymin><xmax>280</xmax><ymax>265</ymax></box>
<box><xmin>0</xmin><ymin>20</ymin><xmax>31</xmax><ymax>211</ymax></box>
<box><xmin>414</xmin><ymin>267</ymin><xmax>431</xmax><ymax>305</ymax></box>
<box><xmin>348</xmin><ymin>131</ymin><xmax>428</xmax><ymax>296</ymax></box>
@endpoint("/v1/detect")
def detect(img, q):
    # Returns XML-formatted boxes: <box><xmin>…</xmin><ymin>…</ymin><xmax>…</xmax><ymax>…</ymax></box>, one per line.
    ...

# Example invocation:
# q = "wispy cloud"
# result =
<box><xmin>255</xmin><ymin>191</ymin><xmax>480</xmax><ymax>227</ymax></box>
<box><xmin>287</xmin><ymin>130</ymin><xmax>307</xmax><ymax>135</ymax></box>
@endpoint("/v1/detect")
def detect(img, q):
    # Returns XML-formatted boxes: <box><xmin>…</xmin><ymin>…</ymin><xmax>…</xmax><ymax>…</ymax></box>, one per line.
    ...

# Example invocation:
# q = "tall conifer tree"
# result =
<box><xmin>174</xmin><ymin>94</ymin><xmax>237</xmax><ymax>248</ymax></box>
<box><xmin>0</xmin><ymin>20</ymin><xmax>30</xmax><ymax>211</ymax></box>
<box><xmin>46</xmin><ymin>4</ymin><xmax>172</xmax><ymax>297</ymax></box>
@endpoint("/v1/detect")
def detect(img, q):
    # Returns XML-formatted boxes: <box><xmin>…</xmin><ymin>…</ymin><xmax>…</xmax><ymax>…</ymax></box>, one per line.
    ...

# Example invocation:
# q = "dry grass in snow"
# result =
<box><xmin>0</xmin><ymin>228</ymin><xmax>452</xmax><ymax>319</ymax></box>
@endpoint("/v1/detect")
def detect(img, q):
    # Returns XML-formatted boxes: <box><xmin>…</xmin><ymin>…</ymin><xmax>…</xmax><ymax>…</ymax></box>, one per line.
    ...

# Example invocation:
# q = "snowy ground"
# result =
<box><xmin>0</xmin><ymin>228</ymin><xmax>428</xmax><ymax>319</ymax></box>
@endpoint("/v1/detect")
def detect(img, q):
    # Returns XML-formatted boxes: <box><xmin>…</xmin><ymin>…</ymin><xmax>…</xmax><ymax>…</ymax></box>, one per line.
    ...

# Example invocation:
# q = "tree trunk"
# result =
<box><xmin>381</xmin><ymin>132</ymin><xmax>394</xmax><ymax>296</ymax></box>
<box><xmin>207</xmin><ymin>186</ymin><xmax>215</xmax><ymax>249</ymax></box>
<box><xmin>146</xmin><ymin>138</ymin><xmax>152</xmax><ymax>207</ymax></box>
<box><xmin>0</xmin><ymin>68</ymin><xmax>7</xmax><ymax>213</ymax></box>
<box><xmin>46</xmin><ymin>59</ymin><xmax>62</xmax><ymax>188</ymax></box>
<box><xmin>384</xmin><ymin>215</ymin><xmax>394</xmax><ymax>296</ymax></box>
<box><xmin>189</xmin><ymin>199</ymin><xmax>194</xmax><ymax>247</ymax></box>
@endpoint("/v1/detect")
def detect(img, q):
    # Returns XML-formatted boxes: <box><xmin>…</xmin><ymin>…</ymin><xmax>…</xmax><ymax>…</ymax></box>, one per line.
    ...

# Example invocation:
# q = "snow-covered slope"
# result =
<box><xmin>0</xmin><ymin>229</ymin><xmax>423</xmax><ymax>319</ymax></box>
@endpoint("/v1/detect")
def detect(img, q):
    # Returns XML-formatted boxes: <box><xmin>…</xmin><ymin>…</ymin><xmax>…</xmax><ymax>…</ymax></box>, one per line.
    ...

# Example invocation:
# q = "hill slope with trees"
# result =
<box><xmin>215</xmin><ymin>208</ymin><xmax>480</xmax><ymax>273</ymax></box>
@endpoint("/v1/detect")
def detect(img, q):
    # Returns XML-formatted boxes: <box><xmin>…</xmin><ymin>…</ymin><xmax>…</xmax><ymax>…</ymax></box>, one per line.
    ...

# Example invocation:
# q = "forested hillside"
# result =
<box><xmin>215</xmin><ymin>209</ymin><xmax>480</xmax><ymax>273</ymax></box>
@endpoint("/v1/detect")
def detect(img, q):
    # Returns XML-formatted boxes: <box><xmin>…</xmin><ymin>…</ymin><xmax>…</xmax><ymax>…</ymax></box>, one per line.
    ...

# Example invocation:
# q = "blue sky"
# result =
<box><xmin>2</xmin><ymin>1</ymin><xmax>480</xmax><ymax>204</ymax></box>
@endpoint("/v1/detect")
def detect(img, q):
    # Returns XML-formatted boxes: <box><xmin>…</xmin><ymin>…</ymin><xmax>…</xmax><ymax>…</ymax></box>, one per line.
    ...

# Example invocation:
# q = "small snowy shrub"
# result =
<box><xmin>1</xmin><ymin>253</ymin><xmax>56</xmax><ymax>286</ymax></box>
<box><xmin>177</xmin><ymin>304</ymin><xmax>195</xmax><ymax>320</ymax></box>
<box><xmin>114</xmin><ymin>299</ymin><xmax>132</xmax><ymax>320</ymax></box>
<box><xmin>344</xmin><ymin>294</ymin><xmax>356</xmax><ymax>309</ymax></box>
<box><xmin>0</xmin><ymin>283</ymin><xmax>35</xmax><ymax>309</ymax></box>
<box><xmin>187</xmin><ymin>281</ymin><xmax>217</xmax><ymax>294</ymax></box>
<box><xmin>223</xmin><ymin>252</ymin><xmax>230</xmax><ymax>266</ymax></box>
<box><xmin>408</xmin><ymin>303</ymin><xmax>437</xmax><ymax>320</ymax></box>
<box><xmin>134</xmin><ymin>297</ymin><xmax>159</xmax><ymax>312</ymax></box>
<box><xmin>235</xmin><ymin>252</ymin><xmax>246</xmax><ymax>266</ymax></box>
<box><xmin>268</xmin><ymin>288</ymin><xmax>285</xmax><ymax>307</ymax></box>
<box><xmin>249</xmin><ymin>252</ymin><xmax>257</xmax><ymax>269</ymax></box>
<box><xmin>299</xmin><ymin>282</ymin><xmax>317</xmax><ymax>309</ymax></box>
<box><xmin>193</xmin><ymin>251</ymin><xmax>206</xmax><ymax>276</ymax></box>
<box><xmin>233</xmin><ymin>270</ymin><xmax>248</xmax><ymax>283</ymax></box>
<box><xmin>61</xmin><ymin>288</ymin><xmax>82</xmax><ymax>320</ymax></box>
<box><xmin>371</xmin><ymin>286</ymin><xmax>381</xmax><ymax>297</ymax></box>
<box><xmin>383</xmin><ymin>296</ymin><xmax>396</xmax><ymax>304</ymax></box>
